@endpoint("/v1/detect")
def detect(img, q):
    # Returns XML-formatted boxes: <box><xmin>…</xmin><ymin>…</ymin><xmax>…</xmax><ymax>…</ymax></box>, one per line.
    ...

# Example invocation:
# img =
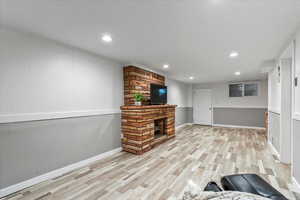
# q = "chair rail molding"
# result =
<box><xmin>0</xmin><ymin>109</ymin><xmax>121</xmax><ymax>124</ymax></box>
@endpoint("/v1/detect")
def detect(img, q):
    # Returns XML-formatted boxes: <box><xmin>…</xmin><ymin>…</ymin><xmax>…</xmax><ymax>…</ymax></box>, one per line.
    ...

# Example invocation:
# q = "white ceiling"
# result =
<box><xmin>1</xmin><ymin>0</ymin><xmax>300</xmax><ymax>83</ymax></box>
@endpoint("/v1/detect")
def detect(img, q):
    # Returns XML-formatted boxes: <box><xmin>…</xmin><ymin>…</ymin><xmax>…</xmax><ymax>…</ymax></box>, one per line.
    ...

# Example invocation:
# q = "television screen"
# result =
<box><xmin>150</xmin><ymin>84</ymin><xmax>167</xmax><ymax>105</ymax></box>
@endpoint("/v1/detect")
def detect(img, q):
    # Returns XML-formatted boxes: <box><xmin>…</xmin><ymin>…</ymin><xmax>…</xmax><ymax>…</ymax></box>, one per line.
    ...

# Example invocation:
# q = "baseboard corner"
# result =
<box><xmin>292</xmin><ymin>177</ymin><xmax>300</xmax><ymax>191</ymax></box>
<box><xmin>268</xmin><ymin>140</ymin><xmax>280</xmax><ymax>159</ymax></box>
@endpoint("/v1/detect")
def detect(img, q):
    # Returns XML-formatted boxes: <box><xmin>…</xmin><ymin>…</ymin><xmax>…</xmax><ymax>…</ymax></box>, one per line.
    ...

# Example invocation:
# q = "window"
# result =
<box><xmin>229</xmin><ymin>84</ymin><xmax>243</xmax><ymax>97</ymax></box>
<box><xmin>229</xmin><ymin>83</ymin><xmax>258</xmax><ymax>97</ymax></box>
<box><xmin>244</xmin><ymin>83</ymin><xmax>258</xmax><ymax>96</ymax></box>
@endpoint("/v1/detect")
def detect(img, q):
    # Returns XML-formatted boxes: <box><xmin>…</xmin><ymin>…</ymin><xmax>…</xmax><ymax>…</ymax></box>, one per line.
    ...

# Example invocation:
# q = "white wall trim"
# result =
<box><xmin>268</xmin><ymin>141</ymin><xmax>281</xmax><ymax>159</ymax></box>
<box><xmin>195</xmin><ymin>122</ymin><xmax>213</xmax><ymax>126</ymax></box>
<box><xmin>175</xmin><ymin>123</ymin><xmax>192</xmax><ymax>130</ymax></box>
<box><xmin>293</xmin><ymin>112</ymin><xmax>300</xmax><ymax>121</ymax></box>
<box><xmin>181</xmin><ymin>123</ymin><xmax>266</xmax><ymax>130</ymax></box>
<box><xmin>0</xmin><ymin>147</ymin><xmax>122</xmax><ymax>198</ymax></box>
<box><xmin>0</xmin><ymin>107</ymin><xmax>194</xmax><ymax>124</ymax></box>
<box><xmin>268</xmin><ymin>109</ymin><xmax>281</xmax><ymax>115</ymax></box>
<box><xmin>292</xmin><ymin>177</ymin><xmax>300</xmax><ymax>192</ymax></box>
<box><xmin>0</xmin><ymin>109</ymin><xmax>121</xmax><ymax>124</ymax></box>
<box><xmin>213</xmin><ymin>106</ymin><xmax>267</xmax><ymax>109</ymax></box>
<box><xmin>213</xmin><ymin>124</ymin><xmax>266</xmax><ymax>130</ymax></box>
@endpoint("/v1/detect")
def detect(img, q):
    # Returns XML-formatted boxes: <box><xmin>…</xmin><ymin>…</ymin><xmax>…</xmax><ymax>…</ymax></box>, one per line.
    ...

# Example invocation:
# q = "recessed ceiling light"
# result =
<box><xmin>163</xmin><ymin>64</ymin><xmax>169</xmax><ymax>69</ymax></box>
<box><xmin>229</xmin><ymin>51</ymin><xmax>239</xmax><ymax>58</ymax></box>
<box><xmin>101</xmin><ymin>34</ymin><xmax>112</xmax><ymax>43</ymax></box>
<box><xmin>189</xmin><ymin>76</ymin><xmax>194</xmax><ymax>80</ymax></box>
<box><xmin>235</xmin><ymin>71</ymin><xmax>241</xmax><ymax>76</ymax></box>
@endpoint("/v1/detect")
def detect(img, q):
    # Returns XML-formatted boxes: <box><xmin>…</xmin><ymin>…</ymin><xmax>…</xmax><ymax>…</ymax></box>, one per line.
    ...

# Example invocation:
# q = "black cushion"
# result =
<box><xmin>204</xmin><ymin>182</ymin><xmax>223</xmax><ymax>192</ymax></box>
<box><xmin>221</xmin><ymin>174</ymin><xmax>288</xmax><ymax>200</ymax></box>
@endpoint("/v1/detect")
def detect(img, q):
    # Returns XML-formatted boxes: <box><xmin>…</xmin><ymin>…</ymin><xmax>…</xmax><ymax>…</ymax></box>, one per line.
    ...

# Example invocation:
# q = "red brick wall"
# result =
<box><xmin>123</xmin><ymin>66</ymin><xmax>165</xmax><ymax>105</ymax></box>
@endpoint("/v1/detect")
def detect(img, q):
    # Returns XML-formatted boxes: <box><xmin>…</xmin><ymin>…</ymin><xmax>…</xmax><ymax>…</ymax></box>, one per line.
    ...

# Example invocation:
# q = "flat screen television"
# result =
<box><xmin>150</xmin><ymin>84</ymin><xmax>167</xmax><ymax>105</ymax></box>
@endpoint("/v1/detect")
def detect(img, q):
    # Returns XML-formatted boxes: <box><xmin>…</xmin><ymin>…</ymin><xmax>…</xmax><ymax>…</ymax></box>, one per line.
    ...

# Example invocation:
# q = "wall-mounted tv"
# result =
<box><xmin>150</xmin><ymin>84</ymin><xmax>167</xmax><ymax>105</ymax></box>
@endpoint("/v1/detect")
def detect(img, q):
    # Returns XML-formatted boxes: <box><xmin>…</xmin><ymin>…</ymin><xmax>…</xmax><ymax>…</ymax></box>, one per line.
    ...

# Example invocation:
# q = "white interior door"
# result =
<box><xmin>193</xmin><ymin>89</ymin><xmax>212</xmax><ymax>125</ymax></box>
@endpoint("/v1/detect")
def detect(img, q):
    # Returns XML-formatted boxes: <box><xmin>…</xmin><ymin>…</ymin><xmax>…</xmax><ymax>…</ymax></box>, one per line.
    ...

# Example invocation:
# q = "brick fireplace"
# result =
<box><xmin>120</xmin><ymin>66</ymin><xmax>177</xmax><ymax>155</ymax></box>
<box><xmin>121</xmin><ymin>105</ymin><xmax>176</xmax><ymax>155</ymax></box>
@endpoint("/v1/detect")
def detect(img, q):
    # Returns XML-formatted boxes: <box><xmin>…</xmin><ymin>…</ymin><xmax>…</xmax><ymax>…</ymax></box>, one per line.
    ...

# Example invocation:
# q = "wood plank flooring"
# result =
<box><xmin>2</xmin><ymin>125</ymin><xmax>300</xmax><ymax>200</ymax></box>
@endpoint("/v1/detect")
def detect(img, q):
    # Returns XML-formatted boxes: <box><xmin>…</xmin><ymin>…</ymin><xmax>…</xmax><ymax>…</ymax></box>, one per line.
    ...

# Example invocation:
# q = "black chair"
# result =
<box><xmin>204</xmin><ymin>181</ymin><xmax>223</xmax><ymax>192</ymax></box>
<box><xmin>221</xmin><ymin>174</ymin><xmax>288</xmax><ymax>200</ymax></box>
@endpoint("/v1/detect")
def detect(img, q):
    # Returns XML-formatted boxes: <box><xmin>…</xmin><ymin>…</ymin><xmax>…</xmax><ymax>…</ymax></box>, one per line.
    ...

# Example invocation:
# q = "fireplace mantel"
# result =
<box><xmin>120</xmin><ymin>104</ymin><xmax>177</xmax><ymax>110</ymax></box>
<box><xmin>121</xmin><ymin>104</ymin><xmax>177</xmax><ymax>155</ymax></box>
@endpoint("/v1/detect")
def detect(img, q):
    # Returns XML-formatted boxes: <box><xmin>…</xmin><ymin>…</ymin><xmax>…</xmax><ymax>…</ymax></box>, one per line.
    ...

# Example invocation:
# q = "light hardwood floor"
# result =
<box><xmin>2</xmin><ymin>125</ymin><xmax>300</xmax><ymax>200</ymax></box>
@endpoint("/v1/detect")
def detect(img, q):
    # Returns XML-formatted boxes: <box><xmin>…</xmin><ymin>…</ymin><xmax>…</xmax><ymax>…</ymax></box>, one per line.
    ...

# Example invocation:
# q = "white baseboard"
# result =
<box><xmin>0</xmin><ymin>147</ymin><xmax>122</xmax><ymax>198</ymax></box>
<box><xmin>268</xmin><ymin>109</ymin><xmax>281</xmax><ymax>115</ymax></box>
<box><xmin>194</xmin><ymin>122</ymin><xmax>212</xmax><ymax>126</ymax></box>
<box><xmin>214</xmin><ymin>106</ymin><xmax>267</xmax><ymax>109</ymax></box>
<box><xmin>213</xmin><ymin>124</ymin><xmax>266</xmax><ymax>130</ymax></box>
<box><xmin>292</xmin><ymin>177</ymin><xmax>300</xmax><ymax>192</ymax></box>
<box><xmin>268</xmin><ymin>141</ymin><xmax>280</xmax><ymax>159</ymax></box>
<box><xmin>175</xmin><ymin>123</ymin><xmax>192</xmax><ymax>130</ymax></box>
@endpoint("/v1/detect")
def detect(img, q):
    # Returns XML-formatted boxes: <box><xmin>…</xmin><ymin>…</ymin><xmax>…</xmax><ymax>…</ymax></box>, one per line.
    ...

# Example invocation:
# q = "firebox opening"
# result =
<box><xmin>154</xmin><ymin>118</ymin><xmax>167</xmax><ymax>139</ymax></box>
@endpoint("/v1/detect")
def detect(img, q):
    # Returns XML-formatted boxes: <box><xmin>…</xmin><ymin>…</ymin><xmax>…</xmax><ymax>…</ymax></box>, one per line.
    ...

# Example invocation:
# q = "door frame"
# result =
<box><xmin>280</xmin><ymin>58</ymin><xmax>293</xmax><ymax>164</ymax></box>
<box><xmin>192</xmin><ymin>89</ymin><xmax>213</xmax><ymax>126</ymax></box>
<box><xmin>291</xmin><ymin>40</ymin><xmax>296</xmax><ymax>176</ymax></box>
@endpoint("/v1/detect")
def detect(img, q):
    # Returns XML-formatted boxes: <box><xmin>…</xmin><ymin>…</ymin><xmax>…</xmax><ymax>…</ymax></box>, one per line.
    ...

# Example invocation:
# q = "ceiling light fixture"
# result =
<box><xmin>189</xmin><ymin>76</ymin><xmax>194</xmax><ymax>80</ymax></box>
<box><xmin>101</xmin><ymin>34</ymin><xmax>112</xmax><ymax>43</ymax></box>
<box><xmin>229</xmin><ymin>51</ymin><xmax>239</xmax><ymax>58</ymax></box>
<box><xmin>163</xmin><ymin>64</ymin><xmax>169</xmax><ymax>69</ymax></box>
<box><xmin>235</xmin><ymin>71</ymin><xmax>241</xmax><ymax>76</ymax></box>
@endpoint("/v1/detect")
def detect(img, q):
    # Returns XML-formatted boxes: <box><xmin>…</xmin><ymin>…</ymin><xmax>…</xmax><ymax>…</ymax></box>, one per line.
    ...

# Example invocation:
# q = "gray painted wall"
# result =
<box><xmin>213</xmin><ymin>107</ymin><xmax>267</xmax><ymax>127</ymax></box>
<box><xmin>293</xmin><ymin>119</ymin><xmax>300</xmax><ymax>183</ymax></box>
<box><xmin>0</xmin><ymin>114</ymin><xmax>121</xmax><ymax>189</ymax></box>
<box><xmin>269</xmin><ymin>112</ymin><xmax>280</xmax><ymax>153</ymax></box>
<box><xmin>175</xmin><ymin>107</ymin><xmax>193</xmax><ymax>126</ymax></box>
<box><xmin>0</xmin><ymin>108</ymin><xmax>193</xmax><ymax>189</ymax></box>
<box><xmin>192</xmin><ymin>81</ymin><xmax>268</xmax><ymax>108</ymax></box>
